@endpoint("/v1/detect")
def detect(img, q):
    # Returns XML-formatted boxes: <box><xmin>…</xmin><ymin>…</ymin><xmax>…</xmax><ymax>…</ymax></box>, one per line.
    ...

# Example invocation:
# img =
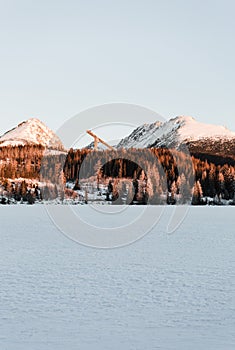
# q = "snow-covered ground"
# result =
<box><xmin>0</xmin><ymin>206</ymin><xmax>234</xmax><ymax>349</ymax></box>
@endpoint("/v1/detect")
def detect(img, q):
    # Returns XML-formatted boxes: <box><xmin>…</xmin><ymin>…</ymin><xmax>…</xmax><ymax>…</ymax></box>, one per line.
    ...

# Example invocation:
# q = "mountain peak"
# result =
<box><xmin>117</xmin><ymin>116</ymin><xmax>235</xmax><ymax>149</ymax></box>
<box><xmin>171</xmin><ymin>115</ymin><xmax>195</xmax><ymax>123</ymax></box>
<box><xmin>0</xmin><ymin>118</ymin><xmax>64</xmax><ymax>150</ymax></box>
<box><xmin>24</xmin><ymin>117</ymin><xmax>43</xmax><ymax>125</ymax></box>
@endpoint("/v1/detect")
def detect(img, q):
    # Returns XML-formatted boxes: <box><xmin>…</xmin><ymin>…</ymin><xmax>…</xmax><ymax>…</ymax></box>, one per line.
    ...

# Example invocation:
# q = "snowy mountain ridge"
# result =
<box><xmin>0</xmin><ymin>118</ymin><xmax>64</xmax><ymax>150</ymax></box>
<box><xmin>117</xmin><ymin>116</ymin><xmax>235</xmax><ymax>149</ymax></box>
<box><xmin>1</xmin><ymin>116</ymin><xmax>234</xmax><ymax>153</ymax></box>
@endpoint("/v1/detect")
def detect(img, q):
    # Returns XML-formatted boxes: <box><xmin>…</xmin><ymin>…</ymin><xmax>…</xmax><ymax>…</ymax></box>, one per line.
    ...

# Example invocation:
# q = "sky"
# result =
<box><xmin>0</xmin><ymin>0</ymin><xmax>235</xmax><ymax>139</ymax></box>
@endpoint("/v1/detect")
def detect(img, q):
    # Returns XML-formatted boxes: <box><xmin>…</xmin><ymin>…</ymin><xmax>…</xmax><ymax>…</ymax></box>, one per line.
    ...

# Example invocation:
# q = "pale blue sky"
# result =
<box><xmin>0</xmin><ymin>0</ymin><xmax>235</xmax><ymax>137</ymax></box>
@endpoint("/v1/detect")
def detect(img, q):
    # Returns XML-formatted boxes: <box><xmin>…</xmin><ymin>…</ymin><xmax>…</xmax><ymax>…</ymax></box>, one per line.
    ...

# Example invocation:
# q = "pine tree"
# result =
<box><xmin>178</xmin><ymin>173</ymin><xmax>192</xmax><ymax>204</ymax></box>
<box><xmin>192</xmin><ymin>181</ymin><xmax>203</xmax><ymax>205</ymax></box>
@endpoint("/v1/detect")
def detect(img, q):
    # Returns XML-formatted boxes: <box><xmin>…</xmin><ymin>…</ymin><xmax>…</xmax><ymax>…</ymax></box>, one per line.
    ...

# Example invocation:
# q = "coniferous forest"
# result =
<box><xmin>0</xmin><ymin>144</ymin><xmax>235</xmax><ymax>205</ymax></box>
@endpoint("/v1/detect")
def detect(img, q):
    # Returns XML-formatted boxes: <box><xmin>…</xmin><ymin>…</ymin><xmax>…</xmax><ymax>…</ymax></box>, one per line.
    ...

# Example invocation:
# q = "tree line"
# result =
<box><xmin>1</xmin><ymin>144</ymin><xmax>235</xmax><ymax>205</ymax></box>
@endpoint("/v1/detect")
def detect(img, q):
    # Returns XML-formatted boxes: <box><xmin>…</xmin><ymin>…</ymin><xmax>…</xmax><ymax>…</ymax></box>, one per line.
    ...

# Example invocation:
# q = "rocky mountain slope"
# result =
<box><xmin>117</xmin><ymin>116</ymin><xmax>235</xmax><ymax>149</ymax></box>
<box><xmin>117</xmin><ymin>116</ymin><xmax>235</xmax><ymax>161</ymax></box>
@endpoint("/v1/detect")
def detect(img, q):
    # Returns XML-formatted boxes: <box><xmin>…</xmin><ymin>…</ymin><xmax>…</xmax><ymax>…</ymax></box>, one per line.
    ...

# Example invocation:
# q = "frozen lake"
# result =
<box><xmin>0</xmin><ymin>206</ymin><xmax>235</xmax><ymax>350</ymax></box>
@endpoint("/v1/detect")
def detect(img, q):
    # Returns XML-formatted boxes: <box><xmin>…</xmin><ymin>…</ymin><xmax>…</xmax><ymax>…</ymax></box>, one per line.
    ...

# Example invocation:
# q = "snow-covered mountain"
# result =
<box><xmin>117</xmin><ymin>116</ymin><xmax>235</xmax><ymax>149</ymax></box>
<box><xmin>0</xmin><ymin>118</ymin><xmax>64</xmax><ymax>150</ymax></box>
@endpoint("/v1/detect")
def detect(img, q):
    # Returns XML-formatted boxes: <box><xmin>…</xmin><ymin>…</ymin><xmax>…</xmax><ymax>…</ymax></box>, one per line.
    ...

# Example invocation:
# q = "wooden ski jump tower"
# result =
<box><xmin>86</xmin><ymin>130</ymin><xmax>115</xmax><ymax>151</ymax></box>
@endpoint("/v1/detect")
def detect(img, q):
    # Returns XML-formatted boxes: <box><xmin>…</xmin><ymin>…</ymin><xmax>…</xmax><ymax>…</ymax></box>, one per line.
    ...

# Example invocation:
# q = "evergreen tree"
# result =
<box><xmin>192</xmin><ymin>181</ymin><xmax>203</xmax><ymax>205</ymax></box>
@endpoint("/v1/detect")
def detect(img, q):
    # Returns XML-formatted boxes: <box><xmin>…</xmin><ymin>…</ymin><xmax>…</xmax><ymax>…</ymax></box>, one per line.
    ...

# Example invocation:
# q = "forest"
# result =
<box><xmin>0</xmin><ymin>145</ymin><xmax>235</xmax><ymax>205</ymax></box>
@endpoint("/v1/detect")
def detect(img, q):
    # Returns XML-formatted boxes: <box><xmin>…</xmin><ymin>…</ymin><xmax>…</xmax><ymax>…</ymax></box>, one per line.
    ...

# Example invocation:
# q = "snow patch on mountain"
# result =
<box><xmin>0</xmin><ymin>118</ymin><xmax>65</xmax><ymax>150</ymax></box>
<box><xmin>175</xmin><ymin>116</ymin><xmax>235</xmax><ymax>141</ymax></box>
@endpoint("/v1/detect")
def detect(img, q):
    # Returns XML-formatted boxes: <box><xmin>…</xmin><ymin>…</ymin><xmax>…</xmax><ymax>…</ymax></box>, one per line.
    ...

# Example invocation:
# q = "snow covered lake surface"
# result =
<box><xmin>0</xmin><ymin>206</ymin><xmax>235</xmax><ymax>350</ymax></box>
